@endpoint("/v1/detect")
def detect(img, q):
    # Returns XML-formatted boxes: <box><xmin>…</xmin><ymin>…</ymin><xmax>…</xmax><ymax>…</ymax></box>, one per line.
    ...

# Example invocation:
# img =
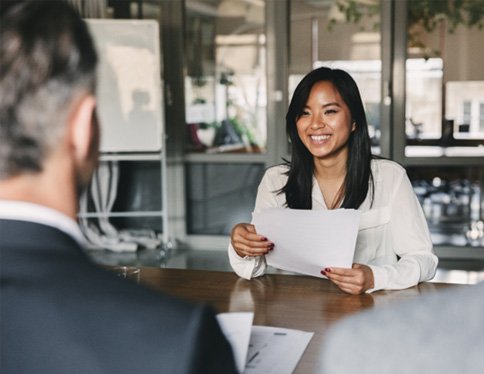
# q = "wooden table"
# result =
<box><xmin>137</xmin><ymin>267</ymin><xmax>460</xmax><ymax>373</ymax></box>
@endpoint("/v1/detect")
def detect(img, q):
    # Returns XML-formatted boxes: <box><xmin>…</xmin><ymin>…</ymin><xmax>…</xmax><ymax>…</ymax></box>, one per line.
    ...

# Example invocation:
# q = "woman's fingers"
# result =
<box><xmin>231</xmin><ymin>223</ymin><xmax>273</xmax><ymax>257</ymax></box>
<box><xmin>322</xmin><ymin>264</ymin><xmax>374</xmax><ymax>294</ymax></box>
<box><xmin>234</xmin><ymin>242</ymin><xmax>273</xmax><ymax>257</ymax></box>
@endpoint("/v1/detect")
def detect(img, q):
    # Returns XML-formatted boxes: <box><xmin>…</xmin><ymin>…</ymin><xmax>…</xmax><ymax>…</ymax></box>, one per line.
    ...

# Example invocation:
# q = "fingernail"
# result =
<box><xmin>261</xmin><ymin>237</ymin><xmax>267</xmax><ymax>241</ymax></box>
<box><xmin>324</xmin><ymin>268</ymin><xmax>331</xmax><ymax>273</ymax></box>
<box><xmin>320</xmin><ymin>270</ymin><xmax>326</xmax><ymax>276</ymax></box>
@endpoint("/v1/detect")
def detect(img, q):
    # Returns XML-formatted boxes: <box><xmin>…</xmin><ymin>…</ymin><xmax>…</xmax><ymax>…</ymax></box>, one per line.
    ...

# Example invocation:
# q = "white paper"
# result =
<box><xmin>252</xmin><ymin>208</ymin><xmax>361</xmax><ymax>278</ymax></box>
<box><xmin>217</xmin><ymin>312</ymin><xmax>254</xmax><ymax>373</ymax></box>
<box><xmin>245</xmin><ymin>326</ymin><xmax>313</xmax><ymax>374</ymax></box>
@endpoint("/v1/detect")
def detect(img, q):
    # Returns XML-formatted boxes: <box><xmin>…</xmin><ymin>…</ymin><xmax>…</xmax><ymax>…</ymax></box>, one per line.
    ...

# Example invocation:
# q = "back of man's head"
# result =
<box><xmin>0</xmin><ymin>1</ymin><xmax>98</xmax><ymax>180</ymax></box>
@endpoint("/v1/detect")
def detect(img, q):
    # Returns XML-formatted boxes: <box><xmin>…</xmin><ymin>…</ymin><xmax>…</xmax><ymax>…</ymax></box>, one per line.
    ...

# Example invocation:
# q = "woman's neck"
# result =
<box><xmin>313</xmin><ymin>152</ymin><xmax>347</xmax><ymax>181</ymax></box>
<box><xmin>313</xmin><ymin>154</ymin><xmax>348</xmax><ymax>209</ymax></box>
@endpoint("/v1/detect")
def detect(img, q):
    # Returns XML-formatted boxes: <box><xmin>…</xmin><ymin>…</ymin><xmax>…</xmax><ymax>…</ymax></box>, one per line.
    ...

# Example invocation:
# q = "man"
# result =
<box><xmin>0</xmin><ymin>2</ymin><xmax>236</xmax><ymax>373</ymax></box>
<box><xmin>321</xmin><ymin>281</ymin><xmax>484</xmax><ymax>373</ymax></box>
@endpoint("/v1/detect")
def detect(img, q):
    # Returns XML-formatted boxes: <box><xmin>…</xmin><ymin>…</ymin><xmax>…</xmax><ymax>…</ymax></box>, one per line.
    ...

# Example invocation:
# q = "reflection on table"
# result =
<box><xmin>127</xmin><ymin>267</ymin><xmax>459</xmax><ymax>374</ymax></box>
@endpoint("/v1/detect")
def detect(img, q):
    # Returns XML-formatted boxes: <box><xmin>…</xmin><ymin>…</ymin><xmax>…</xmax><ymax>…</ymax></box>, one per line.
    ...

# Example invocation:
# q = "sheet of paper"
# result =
<box><xmin>252</xmin><ymin>208</ymin><xmax>361</xmax><ymax>278</ymax></box>
<box><xmin>244</xmin><ymin>326</ymin><xmax>313</xmax><ymax>374</ymax></box>
<box><xmin>217</xmin><ymin>312</ymin><xmax>254</xmax><ymax>373</ymax></box>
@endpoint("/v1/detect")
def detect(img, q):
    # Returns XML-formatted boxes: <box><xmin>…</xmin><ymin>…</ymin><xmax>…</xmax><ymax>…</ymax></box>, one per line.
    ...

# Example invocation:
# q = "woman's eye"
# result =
<box><xmin>300</xmin><ymin>110</ymin><xmax>310</xmax><ymax>116</ymax></box>
<box><xmin>324</xmin><ymin>109</ymin><xmax>337</xmax><ymax>115</ymax></box>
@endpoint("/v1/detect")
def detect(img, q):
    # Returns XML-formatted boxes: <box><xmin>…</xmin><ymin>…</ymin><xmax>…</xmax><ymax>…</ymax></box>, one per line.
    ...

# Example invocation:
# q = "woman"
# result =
<box><xmin>228</xmin><ymin>67</ymin><xmax>438</xmax><ymax>294</ymax></box>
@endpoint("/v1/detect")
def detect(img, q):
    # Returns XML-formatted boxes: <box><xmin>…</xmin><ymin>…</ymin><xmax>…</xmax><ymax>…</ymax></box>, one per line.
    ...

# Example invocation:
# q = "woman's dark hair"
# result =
<box><xmin>281</xmin><ymin>66</ymin><xmax>374</xmax><ymax>209</ymax></box>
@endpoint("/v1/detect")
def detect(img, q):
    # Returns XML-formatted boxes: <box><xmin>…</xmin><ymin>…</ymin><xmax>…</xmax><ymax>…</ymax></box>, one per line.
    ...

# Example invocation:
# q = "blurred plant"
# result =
<box><xmin>330</xmin><ymin>0</ymin><xmax>484</xmax><ymax>54</ymax></box>
<box><xmin>229</xmin><ymin>116</ymin><xmax>258</xmax><ymax>146</ymax></box>
<box><xmin>191</xmin><ymin>76</ymin><xmax>207</xmax><ymax>87</ymax></box>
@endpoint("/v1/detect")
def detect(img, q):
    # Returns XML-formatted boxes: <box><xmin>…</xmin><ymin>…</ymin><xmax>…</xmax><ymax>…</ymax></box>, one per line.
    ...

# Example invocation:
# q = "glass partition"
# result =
<box><xmin>186</xmin><ymin>163</ymin><xmax>265</xmax><ymax>235</ymax></box>
<box><xmin>405</xmin><ymin>0</ymin><xmax>484</xmax><ymax>153</ymax></box>
<box><xmin>184</xmin><ymin>0</ymin><xmax>266</xmax><ymax>154</ymax></box>
<box><xmin>289</xmin><ymin>0</ymin><xmax>382</xmax><ymax>153</ymax></box>
<box><xmin>408</xmin><ymin>166</ymin><xmax>484</xmax><ymax>248</ymax></box>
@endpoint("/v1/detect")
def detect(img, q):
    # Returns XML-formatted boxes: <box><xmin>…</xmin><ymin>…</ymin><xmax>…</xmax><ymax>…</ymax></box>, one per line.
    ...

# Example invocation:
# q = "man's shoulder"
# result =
<box><xmin>322</xmin><ymin>283</ymin><xmax>484</xmax><ymax>373</ymax></box>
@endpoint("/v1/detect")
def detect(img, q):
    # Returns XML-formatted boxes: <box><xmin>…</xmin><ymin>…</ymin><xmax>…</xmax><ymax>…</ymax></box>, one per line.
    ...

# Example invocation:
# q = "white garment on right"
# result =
<box><xmin>228</xmin><ymin>159</ymin><xmax>438</xmax><ymax>293</ymax></box>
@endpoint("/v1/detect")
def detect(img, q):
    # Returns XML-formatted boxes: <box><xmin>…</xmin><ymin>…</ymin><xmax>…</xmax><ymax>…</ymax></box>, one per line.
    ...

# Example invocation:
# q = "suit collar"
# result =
<box><xmin>0</xmin><ymin>200</ymin><xmax>85</xmax><ymax>246</ymax></box>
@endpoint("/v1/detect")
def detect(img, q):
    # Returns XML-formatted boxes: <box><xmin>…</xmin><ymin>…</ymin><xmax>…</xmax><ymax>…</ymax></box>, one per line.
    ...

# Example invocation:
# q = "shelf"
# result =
<box><xmin>78</xmin><ymin>210</ymin><xmax>164</xmax><ymax>218</ymax></box>
<box><xmin>185</xmin><ymin>152</ymin><xmax>266</xmax><ymax>163</ymax></box>
<box><xmin>79</xmin><ymin>148</ymin><xmax>169</xmax><ymax>246</ymax></box>
<box><xmin>99</xmin><ymin>153</ymin><xmax>162</xmax><ymax>162</ymax></box>
<box><xmin>435</xmin><ymin>245</ymin><xmax>484</xmax><ymax>260</ymax></box>
<box><xmin>404</xmin><ymin>146</ymin><xmax>484</xmax><ymax>166</ymax></box>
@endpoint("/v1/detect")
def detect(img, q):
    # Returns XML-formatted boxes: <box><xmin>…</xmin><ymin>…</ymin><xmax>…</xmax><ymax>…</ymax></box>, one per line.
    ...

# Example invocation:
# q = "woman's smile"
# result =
<box><xmin>296</xmin><ymin>80</ymin><xmax>354</xmax><ymax>162</ymax></box>
<box><xmin>309</xmin><ymin>134</ymin><xmax>331</xmax><ymax>144</ymax></box>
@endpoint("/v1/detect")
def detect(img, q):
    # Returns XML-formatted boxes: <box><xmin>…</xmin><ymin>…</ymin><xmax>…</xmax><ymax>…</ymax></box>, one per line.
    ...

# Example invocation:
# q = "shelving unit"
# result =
<box><xmin>404</xmin><ymin>156</ymin><xmax>484</xmax><ymax>256</ymax></box>
<box><xmin>78</xmin><ymin>19</ymin><xmax>170</xmax><ymax>250</ymax></box>
<box><xmin>78</xmin><ymin>151</ymin><xmax>169</xmax><ymax>248</ymax></box>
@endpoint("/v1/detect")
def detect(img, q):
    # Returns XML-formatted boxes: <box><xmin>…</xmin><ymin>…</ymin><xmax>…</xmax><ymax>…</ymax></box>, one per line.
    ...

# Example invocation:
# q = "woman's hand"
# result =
<box><xmin>321</xmin><ymin>263</ymin><xmax>374</xmax><ymax>294</ymax></box>
<box><xmin>231</xmin><ymin>223</ymin><xmax>274</xmax><ymax>258</ymax></box>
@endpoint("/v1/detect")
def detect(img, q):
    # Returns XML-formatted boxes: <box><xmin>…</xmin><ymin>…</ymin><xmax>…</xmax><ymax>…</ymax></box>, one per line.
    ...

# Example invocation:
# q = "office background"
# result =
<box><xmin>73</xmin><ymin>0</ymin><xmax>484</xmax><ymax>269</ymax></box>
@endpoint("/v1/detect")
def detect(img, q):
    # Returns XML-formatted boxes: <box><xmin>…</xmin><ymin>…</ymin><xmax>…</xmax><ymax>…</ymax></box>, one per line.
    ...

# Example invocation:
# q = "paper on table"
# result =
<box><xmin>216</xmin><ymin>312</ymin><xmax>254</xmax><ymax>373</ymax></box>
<box><xmin>245</xmin><ymin>326</ymin><xmax>313</xmax><ymax>374</ymax></box>
<box><xmin>217</xmin><ymin>312</ymin><xmax>313</xmax><ymax>374</ymax></box>
<box><xmin>252</xmin><ymin>208</ymin><xmax>361</xmax><ymax>278</ymax></box>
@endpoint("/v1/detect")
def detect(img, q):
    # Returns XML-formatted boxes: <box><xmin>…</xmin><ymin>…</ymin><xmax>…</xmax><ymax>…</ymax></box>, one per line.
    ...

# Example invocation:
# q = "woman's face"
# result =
<box><xmin>296</xmin><ymin>80</ymin><xmax>355</xmax><ymax>163</ymax></box>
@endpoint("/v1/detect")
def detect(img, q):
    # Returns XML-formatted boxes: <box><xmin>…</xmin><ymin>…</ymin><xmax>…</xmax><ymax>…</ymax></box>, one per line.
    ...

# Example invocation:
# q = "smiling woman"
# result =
<box><xmin>295</xmin><ymin>80</ymin><xmax>355</xmax><ymax>208</ymax></box>
<box><xmin>283</xmin><ymin>67</ymin><xmax>373</xmax><ymax>212</ymax></box>
<box><xmin>296</xmin><ymin>81</ymin><xmax>354</xmax><ymax>161</ymax></box>
<box><xmin>228</xmin><ymin>66</ymin><xmax>438</xmax><ymax>295</ymax></box>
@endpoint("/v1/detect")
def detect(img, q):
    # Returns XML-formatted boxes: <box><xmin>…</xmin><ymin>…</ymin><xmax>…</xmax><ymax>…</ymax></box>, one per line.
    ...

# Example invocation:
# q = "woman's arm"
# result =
<box><xmin>228</xmin><ymin>167</ymin><xmax>285</xmax><ymax>279</ymax></box>
<box><xmin>325</xmin><ymin>165</ymin><xmax>438</xmax><ymax>294</ymax></box>
<box><xmin>369</xmin><ymin>169</ymin><xmax>438</xmax><ymax>291</ymax></box>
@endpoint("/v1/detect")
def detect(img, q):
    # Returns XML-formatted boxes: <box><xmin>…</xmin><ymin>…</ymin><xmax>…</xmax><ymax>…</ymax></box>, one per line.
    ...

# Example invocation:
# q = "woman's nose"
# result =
<box><xmin>311</xmin><ymin>115</ymin><xmax>326</xmax><ymax>129</ymax></box>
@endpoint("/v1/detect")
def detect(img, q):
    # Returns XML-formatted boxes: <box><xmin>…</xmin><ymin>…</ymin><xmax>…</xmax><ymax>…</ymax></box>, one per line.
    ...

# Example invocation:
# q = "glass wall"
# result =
<box><xmin>184</xmin><ymin>0</ymin><xmax>267</xmax><ymax>154</ymax></box>
<box><xmin>75</xmin><ymin>0</ymin><xmax>483</xmax><ymax>254</ymax></box>
<box><xmin>402</xmin><ymin>1</ymin><xmax>484</xmax><ymax>250</ymax></box>
<box><xmin>404</xmin><ymin>0</ymin><xmax>484</xmax><ymax>149</ymax></box>
<box><xmin>289</xmin><ymin>0</ymin><xmax>382</xmax><ymax>152</ymax></box>
<box><xmin>186</xmin><ymin>163</ymin><xmax>265</xmax><ymax>235</ymax></box>
<box><xmin>409</xmin><ymin>166</ymin><xmax>484</xmax><ymax>248</ymax></box>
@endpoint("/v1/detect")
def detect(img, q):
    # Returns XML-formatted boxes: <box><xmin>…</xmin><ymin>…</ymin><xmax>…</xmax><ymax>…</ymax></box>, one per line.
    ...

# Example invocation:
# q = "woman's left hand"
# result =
<box><xmin>321</xmin><ymin>263</ymin><xmax>374</xmax><ymax>294</ymax></box>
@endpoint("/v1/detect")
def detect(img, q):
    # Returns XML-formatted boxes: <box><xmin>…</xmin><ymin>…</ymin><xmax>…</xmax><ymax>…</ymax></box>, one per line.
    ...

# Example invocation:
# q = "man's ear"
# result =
<box><xmin>68</xmin><ymin>94</ymin><xmax>97</xmax><ymax>162</ymax></box>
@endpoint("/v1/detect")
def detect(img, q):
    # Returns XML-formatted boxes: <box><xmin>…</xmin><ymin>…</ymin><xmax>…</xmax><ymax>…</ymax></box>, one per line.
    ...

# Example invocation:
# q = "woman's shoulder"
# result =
<box><xmin>259</xmin><ymin>164</ymin><xmax>289</xmax><ymax>188</ymax></box>
<box><xmin>370</xmin><ymin>158</ymin><xmax>409</xmax><ymax>193</ymax></box>
<box><xmin>371</xmin><ymin>158</ymin><xmax>406</xmax><ymax>177</ymax></box>
<box><xmin>264</xmin><ymin>164</ymin><xmax>290</xmax><ymax>177</ymax></box>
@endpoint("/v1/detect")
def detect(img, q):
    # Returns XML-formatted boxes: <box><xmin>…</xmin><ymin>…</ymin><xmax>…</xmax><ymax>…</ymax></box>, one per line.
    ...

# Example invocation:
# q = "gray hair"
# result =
<box><xmin>0</xmin><ymin>1</ymin><xmax>98</xmax><ymax>179</ymax></box>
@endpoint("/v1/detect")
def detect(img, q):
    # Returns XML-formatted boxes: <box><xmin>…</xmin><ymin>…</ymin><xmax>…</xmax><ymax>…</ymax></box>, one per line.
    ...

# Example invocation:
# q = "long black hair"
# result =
<box><xmin>281</xmin><ymin>66</ymin><xmax>374</xmax><ymax>209</ymax></box>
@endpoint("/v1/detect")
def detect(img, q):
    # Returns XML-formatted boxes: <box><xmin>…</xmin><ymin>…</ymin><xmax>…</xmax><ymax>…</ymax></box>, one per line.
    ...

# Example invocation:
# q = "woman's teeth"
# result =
<box><xmin>311</xmin><ymin>135</ymin><xmax>330</xmax><ymax>141</ymax></box>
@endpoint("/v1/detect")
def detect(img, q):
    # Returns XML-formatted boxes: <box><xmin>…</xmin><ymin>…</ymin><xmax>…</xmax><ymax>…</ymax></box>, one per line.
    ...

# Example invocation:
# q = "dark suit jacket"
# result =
<box><xmin>0</xmin><ymin>219</ymin><xmax>237</xmax><ymax>374</ymax></box>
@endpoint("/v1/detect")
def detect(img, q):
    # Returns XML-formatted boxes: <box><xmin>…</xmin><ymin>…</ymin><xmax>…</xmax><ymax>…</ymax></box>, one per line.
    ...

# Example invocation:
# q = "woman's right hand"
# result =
<box><xmin>230</xmin><ymin>223</ymin><xmax>274</xmax><ymax>258</ymax></box>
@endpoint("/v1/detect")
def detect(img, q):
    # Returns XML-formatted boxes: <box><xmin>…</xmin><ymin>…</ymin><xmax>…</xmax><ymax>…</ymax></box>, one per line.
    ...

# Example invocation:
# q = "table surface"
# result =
<box><xmin>135</xmin><ymin>267</ymin><xmax>461</xmax><ymax>374</ymax></box>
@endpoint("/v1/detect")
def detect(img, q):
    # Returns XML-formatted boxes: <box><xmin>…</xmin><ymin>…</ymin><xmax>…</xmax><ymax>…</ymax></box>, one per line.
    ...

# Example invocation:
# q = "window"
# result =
<box><xmin>289</xmin><ymin>0</ymin><xmax>382</xmax><ymax>152</ymax></box>
<box><xmin>184</xmin><ymin>0</ymin><xmax>266</xmax><ymax>154</ymax></box>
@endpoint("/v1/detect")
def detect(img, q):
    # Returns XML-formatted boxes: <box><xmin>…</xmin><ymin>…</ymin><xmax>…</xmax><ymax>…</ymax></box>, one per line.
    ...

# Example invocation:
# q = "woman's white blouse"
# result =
<box><xmin>228</xmin><ymin>159</ymin><xmax>438</xmax><ymax>293</ymax></box>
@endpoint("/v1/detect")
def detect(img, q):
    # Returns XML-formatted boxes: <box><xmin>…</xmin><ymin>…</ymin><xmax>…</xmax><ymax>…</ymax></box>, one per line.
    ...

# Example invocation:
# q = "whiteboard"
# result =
<box><xmin>87</xmin><ymin>19</ymin><xmax>164</xmax><ymax>152</ymax></box>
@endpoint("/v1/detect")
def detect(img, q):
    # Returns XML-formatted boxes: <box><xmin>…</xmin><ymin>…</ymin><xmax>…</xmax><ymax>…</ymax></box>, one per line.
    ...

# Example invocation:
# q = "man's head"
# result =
<box><xmin>0</xmin><ymin>0</ymin><xmax>98</xmax><ymax>181</ymax></box>
<box><xmin>0</xmin><ymin>1</ymin><xmax>99</xmax><ymax>208</ymax></box>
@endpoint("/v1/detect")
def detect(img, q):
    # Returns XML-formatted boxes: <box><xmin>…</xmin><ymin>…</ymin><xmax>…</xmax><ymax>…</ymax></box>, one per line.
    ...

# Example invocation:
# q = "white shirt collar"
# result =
<box><xmin>0</xmin><ymin>200</ymin><xmax>86</xmax><ymax>247</ymax></box>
